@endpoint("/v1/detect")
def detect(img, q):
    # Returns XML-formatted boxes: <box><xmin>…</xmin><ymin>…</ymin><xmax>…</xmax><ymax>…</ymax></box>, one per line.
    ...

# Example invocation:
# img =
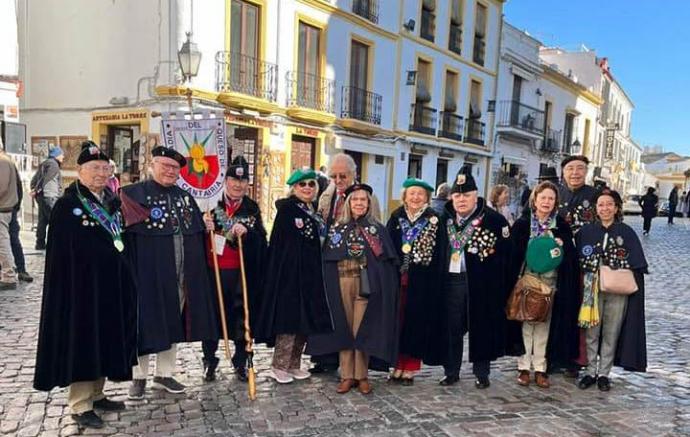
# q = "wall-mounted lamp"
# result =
<box><xmin>403</xmin><ymin>19</ymin><xmax>416</xmax><ymax>32</ymax></box>
<box><xmin>406</xmin><ymin>71</ymin><xmax>417</xmax><ymax>86</ymax></box>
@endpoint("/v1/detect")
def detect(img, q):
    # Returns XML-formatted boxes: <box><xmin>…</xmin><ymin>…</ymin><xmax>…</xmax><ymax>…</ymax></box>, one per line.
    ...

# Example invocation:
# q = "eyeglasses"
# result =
<box><xmin>297</xmin><ymin>180</ymin><xmax>317</xmax><ymax>188</ymax></box>
<box><xmin>329</xmin><ymin>173</ymin><xmax>349</xmax><ymax>180</ymax></box>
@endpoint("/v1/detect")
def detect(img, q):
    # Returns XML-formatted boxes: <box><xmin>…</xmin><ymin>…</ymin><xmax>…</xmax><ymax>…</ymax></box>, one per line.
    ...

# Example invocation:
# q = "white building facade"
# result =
<box><xmin>18</xmin><ymin>0</ymin><xmax>503</xmax><ymax>220</ymax></box>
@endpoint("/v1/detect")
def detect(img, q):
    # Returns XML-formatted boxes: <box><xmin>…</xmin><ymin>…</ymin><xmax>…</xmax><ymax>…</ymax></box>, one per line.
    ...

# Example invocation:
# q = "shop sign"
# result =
<box><xmin>92</xmin><ymin>110</ymin><xmax>149</xmax><ymax>122</ymax></box>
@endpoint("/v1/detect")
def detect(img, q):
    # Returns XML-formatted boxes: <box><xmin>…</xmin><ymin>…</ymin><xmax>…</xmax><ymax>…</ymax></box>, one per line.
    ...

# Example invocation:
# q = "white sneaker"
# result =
<box><xmin>288</xmin><ymin>368</ymin><xmax>311</xmax><ymax>380</ymax></box>
<box><xmin>268</xmin><ymin>367</ymin><xmax>294</xmax><ymax>384</ymax></box>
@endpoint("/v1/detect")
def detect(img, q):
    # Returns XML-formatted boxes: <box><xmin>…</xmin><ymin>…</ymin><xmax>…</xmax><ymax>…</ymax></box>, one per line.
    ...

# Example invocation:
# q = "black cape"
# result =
<box><xmin>306</xmin><ymin>219</ymin><xmax>400</xmax><ymax>364</ymax></box>
<box><xmin>505</xmin><ymin>213</ymin><xmax>582</xmax><ymax>367</ymax></box>
<box><xmin>255</xmin><ymin>196</ymin><xmax>333</xmax><ymax>342</ymax></box>
<box><xmin>441</xmin><ymin>198</ymin><xmax>513</xmax><ymax>362</ymax></box>
<box><xmin>576</xmin><ymin>221</ymin><xmax>648</xmax><ymax>372</ymax></box>
<box><xmin>558</xmin><ymin>184</ymin><xmax>598</xmax><ymax>234</ymax></box>
<box><xmin>386</xmin><ymin>206</ymin><xmax>447</xmax><ymax>365</ymax></box>
<box><xmin>210</xmin><ymin>196</ymin><xmax>268</xmax><ymax>339</ymax></box>
<box><xmin>121</xmin><ymin>180</ymin><xmax>219</xmax><ymax>355</ymax></box>
<box><xmin>639</xmin><ymin>193</ymin><xmax>658</xmax><ymax>218</ymax></box>
<box><xmin>34</xmin><ymin>181</ymin><xmax>137</xmax><ymax>390</ymax></box>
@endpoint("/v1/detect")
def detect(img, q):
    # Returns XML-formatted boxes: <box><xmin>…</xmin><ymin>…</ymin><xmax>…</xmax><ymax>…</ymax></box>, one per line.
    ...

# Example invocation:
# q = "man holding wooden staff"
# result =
<box><xmin>121</xmin><ymin>146</ymin><xmax>219</xmax><ymax>400</ymax></box>
<box><xmin>201</xmin><ymin>155</ymin><xmax>267</xmax><ymax>382</ymax></box>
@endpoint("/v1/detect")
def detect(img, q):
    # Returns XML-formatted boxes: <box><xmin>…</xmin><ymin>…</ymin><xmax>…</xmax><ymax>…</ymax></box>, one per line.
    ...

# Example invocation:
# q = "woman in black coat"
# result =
<box><xmin>255</xmin><ymin>168</ymin><xmax>333</xmax><ymax>384</ymax></box>
<box><xmin>638</xmin><ymin>187</ymin><xmax>658</xmax><ymax>236</ymax></box>
<box><xmin>506</xmin><ymin>181</ymin><xmax>580</xmax><ymax>389</ymax></box>
<box><xmin>385</xmin><ymin>178</ymin><xmax>447</xmax><ymax>385</ymax></box>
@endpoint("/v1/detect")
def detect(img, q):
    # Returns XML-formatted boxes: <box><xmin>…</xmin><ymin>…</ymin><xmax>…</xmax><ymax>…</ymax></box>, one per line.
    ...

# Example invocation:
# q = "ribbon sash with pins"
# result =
<box><xmin>76</xmin><ymin>185</ymin><xmax>124</xmax><ymax>252</ymax></box>
<box><xmin>398</xmin><ymin>217</ymin><xmax>429</xmax><ymax>254</ymax></box>
<box><xmin>447</xmin><ymin>214</ymin><xmax>484</xmax><ymax>263</ymax></box>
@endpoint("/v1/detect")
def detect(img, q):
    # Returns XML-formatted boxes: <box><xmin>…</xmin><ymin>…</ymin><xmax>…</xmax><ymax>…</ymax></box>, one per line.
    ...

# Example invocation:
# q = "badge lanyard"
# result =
<box><xmin>76</xmin><ymin>185</ymin><xmax>124</xmax><ymax>252</ymax></box>
<box><xmin>447</xmin><ymin>215</ymin><xmax>483</xmax><ymax>261</ymax></box>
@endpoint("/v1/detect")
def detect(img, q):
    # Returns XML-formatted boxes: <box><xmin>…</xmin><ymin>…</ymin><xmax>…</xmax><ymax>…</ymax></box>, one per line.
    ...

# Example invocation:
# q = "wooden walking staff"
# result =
<box><xmin>237</xmin><ymin>237</ymin><xmax>257</xmax><ymax>400</ymax></box>
<box><xmin>208</xmin><ymin>217</ymin><xmax>232</xmax><ymax>361</ymax></box>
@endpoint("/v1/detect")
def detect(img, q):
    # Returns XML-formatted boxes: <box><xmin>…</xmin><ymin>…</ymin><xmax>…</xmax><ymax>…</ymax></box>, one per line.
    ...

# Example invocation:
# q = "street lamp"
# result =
<box><xmin>571</xmin><ymin>139</ymin><xmax>582</xmax><ymax>155</ymax></box>
<box><xmin>178</xmin><ymin>32</ymin><xmax>202</xmax><ymax>83</ymax></box>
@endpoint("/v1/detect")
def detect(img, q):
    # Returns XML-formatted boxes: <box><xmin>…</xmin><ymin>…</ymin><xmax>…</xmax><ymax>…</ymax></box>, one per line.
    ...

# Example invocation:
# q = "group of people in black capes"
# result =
<box><xmin>32</xmin><ymin>144</ymin><xmax>647</xmax><ymax>430</ymax></box>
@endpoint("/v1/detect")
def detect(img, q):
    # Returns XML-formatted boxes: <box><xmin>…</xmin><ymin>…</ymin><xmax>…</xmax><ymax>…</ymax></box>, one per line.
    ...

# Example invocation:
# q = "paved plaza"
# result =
<box><xmin>0</xmin><ymin>216</ymin><xmax>688</xmax><ymax>436</ymax></box>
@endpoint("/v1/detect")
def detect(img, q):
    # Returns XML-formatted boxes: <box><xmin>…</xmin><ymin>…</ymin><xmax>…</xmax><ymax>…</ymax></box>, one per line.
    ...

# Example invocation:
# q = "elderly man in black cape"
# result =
<box><xmin>121</xmin><ymin>146</ymin><xmax>218</xmax><ymax>399</ymax></box>
<box><xmin>439</xmin><ymin>167</ymin><xmax>513</xmax><ymax>389</ymax></box>
<box><xmin>200</xmin><ymin>156</ymin><xmax>267</xmax><ymax>382</ymax></box>
<box><xmin>34</xmin><ymin>141</ymin><xmax>137</xmax><ymax>429</ymax></box>
<box><xmin>558</xmin><ymin>155</ymin><xmax>598</xmax><ymax>235</ymax></box>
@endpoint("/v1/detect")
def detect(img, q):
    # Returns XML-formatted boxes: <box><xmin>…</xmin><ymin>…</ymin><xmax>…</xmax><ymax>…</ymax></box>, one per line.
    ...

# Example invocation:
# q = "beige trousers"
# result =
<box><xmin>517</xmin><ymin>271</ymin><xmax>557</xmax><ymax>373</ymax></box>
<box><xmin>0</xmin><ymin>212</ymin><xmax>17</xmax><ymax>283</ymax></box>
<box><xmin>132</xmin><ymin>344</ymin><xmax>177</xmax><ymax>379</ymax></box>
<box><xmin>338</xmin><ymin>260</ymin><xmax>369</xmax><ymax>380</ymax></box>
<box><xmin>68</xmin><ymin>378</ymin><xmax>105</xmax><ymax>414</ymax></box>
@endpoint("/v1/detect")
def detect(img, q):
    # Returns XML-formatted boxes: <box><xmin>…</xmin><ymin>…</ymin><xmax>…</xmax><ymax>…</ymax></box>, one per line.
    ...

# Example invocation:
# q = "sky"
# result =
<box><xmin>504</xmin><ymin>0</ymin><xmax>690</xmax><ymax>155</ymax></box>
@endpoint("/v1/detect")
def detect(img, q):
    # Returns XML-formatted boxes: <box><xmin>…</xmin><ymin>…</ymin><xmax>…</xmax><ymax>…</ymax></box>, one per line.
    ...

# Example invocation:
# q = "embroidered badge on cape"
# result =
<box><xmin>295</xmin><ymin>218</ymin><xmax>304</xmax><ymax>229</ymax></box>
<box><xmin>502</xmin><ymin>225</ymin><xmax>510</xmax><ymax>238</ymax></box>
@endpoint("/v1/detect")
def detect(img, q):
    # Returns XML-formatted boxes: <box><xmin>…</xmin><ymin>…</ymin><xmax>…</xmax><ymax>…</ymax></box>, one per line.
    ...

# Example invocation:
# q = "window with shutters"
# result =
<box><xmin>420</xmin><ymin>0</ymin><xmax>436</xmax><ymax>42</ymax></box>
<box><xmin>449</xmin><ymin>0</ymin><xmax>463</xmax><ymax>55</ymax></box>
<box><xmin>472</xmin><ymin>2</ymin><xmax>487</xmax><ymax>66</ymax></box>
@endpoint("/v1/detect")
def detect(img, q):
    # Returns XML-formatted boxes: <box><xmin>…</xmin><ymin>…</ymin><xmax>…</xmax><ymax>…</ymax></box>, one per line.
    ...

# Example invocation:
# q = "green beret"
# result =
<box><xmin>526</xmin><ymin>235</ymin><xmax>564</xmax><ymax>274</ymax></box>
<box><xmin>286</xmin><ymin>167</ymin><xmax>317</xmax><ymax>186</ymax></box>
<box><xmin>402</xmin><ymin>177</ymin><xmax>434</xmax><ymax>192</ymax></box>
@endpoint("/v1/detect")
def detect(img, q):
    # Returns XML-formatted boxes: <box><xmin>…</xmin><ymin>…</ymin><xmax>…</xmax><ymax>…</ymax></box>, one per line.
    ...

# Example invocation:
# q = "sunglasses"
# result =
<box><xmin>329</xmin><ymin>173</ymin><xmax>349</xmax><ymax>180</ymax></box>
<box><xmin>297</xmin><ymin>180</ymin><xmax>317</xmax><ymax>188</ymax></box>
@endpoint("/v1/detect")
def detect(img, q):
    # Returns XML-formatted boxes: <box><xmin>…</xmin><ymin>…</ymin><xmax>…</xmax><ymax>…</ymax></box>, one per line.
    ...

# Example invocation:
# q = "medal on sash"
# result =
<box><xmin>399</xmin><ymin>216</ymin><xmax>428</xmax><ymax>256</ymax></box>
<box><xmin>76</xmin><ymin>185</ymin><xmax>124</xmax><ymax>252</ymax></box>
<box><xmin>402</xmin><ymin>243</ymin><xmax>412</xmax><ymax>254</ymax></box>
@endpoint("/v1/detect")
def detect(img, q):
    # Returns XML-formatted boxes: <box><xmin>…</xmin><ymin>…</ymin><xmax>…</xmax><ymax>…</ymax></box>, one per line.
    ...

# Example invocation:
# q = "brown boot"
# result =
<box><xmin>517</xmin><ymin>370</ymin><xmax>530</xmax><ymax>386</ymax></box>
<box><xmin>336</xmin><ymin>379</ymin><xmax>356</xmax><ymax>394</ymax></box>
<box><xmin>535</xmin><ymin>372</ymin><xmax>550</xmax><ymax>388</ymax></box>
<box><xmin>357</xmin><ymin>379</ymin><xmax>372</xmax><ymax>395</ymax></box>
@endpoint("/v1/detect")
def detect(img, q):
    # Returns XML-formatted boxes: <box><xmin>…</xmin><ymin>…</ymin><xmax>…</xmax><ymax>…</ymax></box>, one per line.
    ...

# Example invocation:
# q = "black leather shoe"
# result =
<box><xmin>203</xmin><ymin>358</ymin><xmax>219</xmax><ymax>382</ymax></box>
<box><xmin>235</xmin><ymin>367</ymin><xmax>248</xmax><ymax>382</ymax></box>
<box><xmin>439</xmin><ymin>375</ymin><xmax>459</xmax><ymax>386</ymax></box>
<box><xmin>563</xmin><ymin>368</ymin><xmax>579</xmax><ymax>379</ymax></box>
<box><xmin>578</xmin><ymin>375</ymin><xmax>597</xmax><ymax>390</ymax></box>
<box><xmin>93</xmin><ymin>398</ymin><xmax>125</xmax><ymax>411</ymax></box>
<box><xmin>309</xmin><ymin>363</ymin><xmax>337</xmax><ymax>374</ymax></box>
<box><xmin>71</xmin><ymin>410</ymin><xmax>104</xmax><ymax>429</ymax></box>
<box><xmin>401</xmin><ymin>377</ymin><xmax>414</xmax><ymax>386</ymax></box>
<box><xmin>18</xmin><ymin>272</ymin><xmax>34</xmax><ymax>283</ymax></box>
<box><xmin>597</xmin><ymin>376</ymin><xmax>611</xmax><ymax>391</ymax></box>
<box><xmin>474</xmin><ymin>376</ymin><xmax>490</xmax><ymax>389</ymax></box>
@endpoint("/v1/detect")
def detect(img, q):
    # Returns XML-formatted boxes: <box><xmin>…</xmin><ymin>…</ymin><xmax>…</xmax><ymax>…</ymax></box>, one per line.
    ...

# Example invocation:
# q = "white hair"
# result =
<box><xmin>328</xmin><ymin>153</ymin><xmax>357</xmax><ymax>176</ymax></box>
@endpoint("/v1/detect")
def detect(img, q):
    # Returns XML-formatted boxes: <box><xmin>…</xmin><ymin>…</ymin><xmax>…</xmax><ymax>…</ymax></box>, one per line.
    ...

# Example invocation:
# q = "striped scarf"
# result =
<box><xmin>578</xmin><ymin>270</ymin><xmax>600</xmax><ymax>328</ymax></box>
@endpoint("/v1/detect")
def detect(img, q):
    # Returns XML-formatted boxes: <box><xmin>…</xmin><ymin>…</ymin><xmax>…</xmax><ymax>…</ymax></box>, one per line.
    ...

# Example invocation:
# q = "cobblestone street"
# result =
<box><xmin>0</xmin><ymin>216</ymin><xmax>688</xmax><ymax>436</ymax></box>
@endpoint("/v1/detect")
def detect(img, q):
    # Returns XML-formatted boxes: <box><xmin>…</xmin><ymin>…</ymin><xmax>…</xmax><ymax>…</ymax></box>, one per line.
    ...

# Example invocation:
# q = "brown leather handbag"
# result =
<box><xmin>506</xmin><ymin>272</ymin><xmax>554</xmax><ymax>323</ymax></box>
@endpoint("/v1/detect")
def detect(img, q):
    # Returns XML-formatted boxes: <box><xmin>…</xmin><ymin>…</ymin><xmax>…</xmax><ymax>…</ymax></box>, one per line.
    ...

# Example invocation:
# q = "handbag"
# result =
<box><xmin>506</xmin><ymin>271</ymin><xmax>553</xmax><ymax>323</ymax></box>
<box><xmin>599</xmin><ymin>264</ymin><xmax>637</xmax><ymax>295</ymax></box>
<box><xmin>359</xmin><ymin>264</ymin><xmax>371</xmax><ymax>299</ymax></box>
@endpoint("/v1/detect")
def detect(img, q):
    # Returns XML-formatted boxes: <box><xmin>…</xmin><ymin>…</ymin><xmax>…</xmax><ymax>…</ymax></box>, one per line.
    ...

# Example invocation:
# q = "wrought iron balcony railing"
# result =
<box><xmin>286</xmin><ymin>71</ymin><xmax>335</xmax><ymax>113</ymax></box>
<box><xmin>410</xmin><ymin>103</ymin><xmax>437</xmax><ymax>136</ymax></box>
<box><xmin>340</xmin><ymin>86</ymin><xmax>382</xmax><ymax>125</ymax></box>
<box><xmin>542</xmin><ymin>129</ymin><xmax>562</xmax><ymax>152</ymax></box>
<box><xmin>352</xmin><ymin>0</ymin><xmax>379</xmax><ymax>24</ymax></box>
<box><xmin>465</xmin><ymin>118</ymin><xmax>485</xmax><ymax>146</ymax></box>
<box><xmin>496</xmin><ymin>100</ymin><xmax>546</xmax><ymax>135</ymax></box>
<box><xmin>215</xmin><ymin>51</ymin><xmax>278</xmax><ymax>102</ymax></box>
<box><xmin>439</xmin><ymin>112</ymin><xmax>464</xmax><ymax>142</ymax></box>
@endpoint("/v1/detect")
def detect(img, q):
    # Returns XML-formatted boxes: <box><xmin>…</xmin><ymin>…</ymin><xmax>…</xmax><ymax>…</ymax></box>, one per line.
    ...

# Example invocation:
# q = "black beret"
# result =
<box><xmin>344</xmin><ymin>183</ymin><xmax>373</xmax><ymax>197</ymax></box>
<box><xmin>560</xmin><ymin>155</ymin><xmax>590</xmax><ymax>168</ymax></box>
<box><xmin>450</xmin><ymin>165</ymin><xmax>478</xmax><ymax>194</ymax></box>
<box><xmin>77</xmin><ymin>140</ymin><xmax>110</xmax><ymax>165</ymax></box>
<box><xmin>227</xmin><ymin>155</ymin><xmax>250</xmax><ymax>180</ymax></box>
<box><xmin>152</xmin><ymin>146</ymin><xmax>187</xmax><ymax>167</ymax></box>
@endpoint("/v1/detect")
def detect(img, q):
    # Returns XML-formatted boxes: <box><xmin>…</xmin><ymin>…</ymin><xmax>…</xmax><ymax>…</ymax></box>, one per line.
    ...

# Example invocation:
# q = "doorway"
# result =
<box><xmin>291</xmin><ymin>135</ymin><xmax>316</xmax><ymax>171</ymax></box>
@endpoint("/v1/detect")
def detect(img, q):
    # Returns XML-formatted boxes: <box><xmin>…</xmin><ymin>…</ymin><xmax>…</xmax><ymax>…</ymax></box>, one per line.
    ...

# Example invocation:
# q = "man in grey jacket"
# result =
<box><xmin>31</xmin><ymin>147</ymin><xmax>64</xmax><ymax>250</ymax></box>
<box><xmin>0</xmin><ymin>146</ymin><xmax>19</xmax><ymax>290</ymax></box>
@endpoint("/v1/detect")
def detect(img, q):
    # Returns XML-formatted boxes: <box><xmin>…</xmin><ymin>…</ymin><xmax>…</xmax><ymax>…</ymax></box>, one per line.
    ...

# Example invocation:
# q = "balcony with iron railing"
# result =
<box><xmin>438</xmin><ymin>112</ymin><xmax>464</xmax><ymax>142</ymax></box>
<box><xmin>286</xmin><ymin>71</ymin><xmax>335</xmax><ymax>124</ymax></box>
<box><xmin>409</xmin><ymin>103</ymin><xmax>437</xmax><ymax>136</ymax></box>
<box><xmin>449</xmin><ymin>25</ymin><xmax>462</xmax><ymax>55</ymax></box>
<box><xmin>496</xmin><ymin>100</ymin><xmax>546</xmax><ymax>137</ymax></box>
<box><xmin>472</xmin><ymin>36</ymin><xmax>485</xmax><ymax>66</ymax></box>
<box><xmin>541</xmin><ymin>129</ymin><xmax>562</xmax><ymax>153</ymax></box>
<box><xmin>352</xmin><ymin>0</ymin><xmax>379</xmax><ymax>24</ymax></box>
<box><xmin>465</xmin><ymin>118</ymin><xmax>485</xmax><ymax>146</ymax></box>
<box><xmin>340</xmin><ymin>86</ymin><xmax>382</xmax><ymax>125</ymax></box>
<box><xmin>215</xmin><ymin>51</ymin><xmax>278</xmax><ymax>112</ymax></box>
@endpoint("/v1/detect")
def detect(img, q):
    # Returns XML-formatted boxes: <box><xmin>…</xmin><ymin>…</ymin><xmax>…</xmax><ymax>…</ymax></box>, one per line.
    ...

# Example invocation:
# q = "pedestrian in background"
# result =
<box><xmin>386</xmin><ymin>178</ymin><xmax>447</xmax><ymax>386</ymax></box>
<box><xmin>506</xmin><ymin>181</ymin><xmax>580</xmax><ymax>389</ymax></box>
<box><xmin>31</xmin><ymin>146</ymin><xmax>64</xmax><ymax>250</ymax></box>
<box><xmin>307</xmin><ymin>183</ymin><xmax>399</xmax><ymax>395</ymax></box>
<box><xmin>256</xmin><ymin>168</ymin><xmax>333</xmax><ymax>384</ymax></box>
<box><xmin>106</xmin><ymin>160</ymin><xmax>120</xmax><ymax>194</ymax></box>
<box><xmin>576</xmin><ymin>188</ymin><xmax>647</xmax><ymax>392</ymax></box>
<box><xmin>667</xmin><ymin>185</ymin><xmax>679</xmax><ymax>224</ymax></box>
<box><xmin>682</xmin><ymin>190</ymin><xmax>690</xmax><ymax>217</ymax></box>
<box><xmin>0</xmin><ymin>146</ymin><xmax>20</xmax><ymax>290</ymax></box>
<box><xmin>638</xmin><ymin>187</ymin><xmax>658</xmax><ymax>236</ymax></box>
<box><xmin>431</xmin><ymin>182</ymin><xmax>450</xmax><ymax>214</ymax></box>
<box><xmin>8</xmin><ymin>159</ymin><xmax>33</xmax><ymax>283</ymax></box>
<box><xmin>488</xmin><ymin>184</ymin><xmax>514</xmax><ymax>225</ymax></box>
